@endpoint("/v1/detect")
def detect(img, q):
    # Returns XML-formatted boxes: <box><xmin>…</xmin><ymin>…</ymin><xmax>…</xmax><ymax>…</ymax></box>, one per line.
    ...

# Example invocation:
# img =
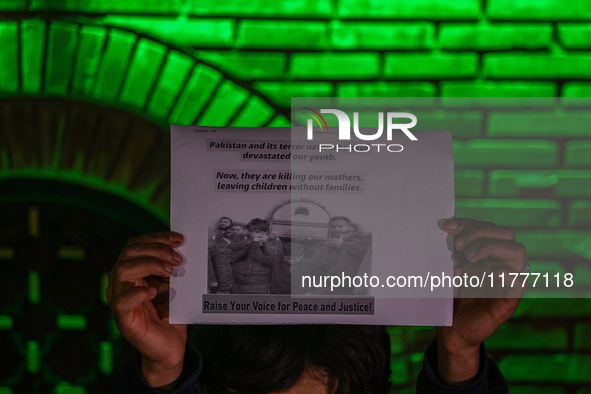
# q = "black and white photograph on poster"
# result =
<box><xmin>170</xmin><ymin>125</ymin><xmax>454</xmax><ymax>325</ymax></box>
<box><xmin>207</xmin><ymin>214</ymin><xmax>291</xmax><ymax>295</ymax></box>
<box><xmin>206</xmin><ymin>202</ymin><xmax>372</xmax><ymax>296</ymax></box>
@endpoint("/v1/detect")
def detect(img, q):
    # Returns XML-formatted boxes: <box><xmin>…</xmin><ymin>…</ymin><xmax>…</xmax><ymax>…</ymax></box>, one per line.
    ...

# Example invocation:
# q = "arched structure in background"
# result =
<box><xmin>0</xmin><ymin>20</ymin><xmax>286</xmax><ymax>392</ymax></box>
<box><xmin>0</xmin><ymin>19</ymin><xmax>288</xmax><ymax>220</ymax></box>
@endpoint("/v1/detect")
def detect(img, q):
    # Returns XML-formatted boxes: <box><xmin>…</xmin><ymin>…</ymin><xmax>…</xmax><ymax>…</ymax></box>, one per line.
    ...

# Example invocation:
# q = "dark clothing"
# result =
<box><xmin>307</xmin><ymin>233</ymin><xmax>371</xmax><ymax>276</ymax></box>
<box><xmin>293</xmin><ymin>232</ymin><xmax>371</xmax><ymax>294</ymax></box>
<box><xmin>210</xmin><ymin>235</ymin><xmax>251</xmax><ymax>292</ymax></box>
<box><xmin>209</xmin><ymin>236</ymin><xmax>235</xmax><ymax>292</ymax></box>
<box><xmin>417</xmin><ymin>341</ymin><xmax>507</xmax><ymax>393</ymax></box>
<box><xmin>120</xmin><ymin>341</ymin><xmax>507</xmax><ymax>393</ymax></box>
<box><xmin>232</xmin><ymin>237</ymin><xmax>284</xmax><ymax>294</ymax></box>
<box><xmin>120</xmin><ymin>343</ymin><xmax>203</xmax><ymax>394</ymax></box>
<box><xmin>269</xmin><ymin>252</ymin><xmax>291</xmax><ymax>294</ymax></box>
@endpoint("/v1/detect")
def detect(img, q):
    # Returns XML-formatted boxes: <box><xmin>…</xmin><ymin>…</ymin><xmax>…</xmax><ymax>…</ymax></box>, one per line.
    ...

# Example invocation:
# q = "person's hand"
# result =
<box><xmin>252</xmin><ymin>234</ymin><xmax>269</xmax><ymax>242</ymax></box>
<box><xmin>325</xmin><ymin>237</ymin><xmax>343</xmax><ymax>247</ymax></box>
<box><xmin>436</xmin><ymin>218</ymin><xmax>526</xmax><ymax>385</ymax></box>
<box><xmin>106</xmin><ymin>232</ymin><xmax>187</xmax><ymax>388</ymax></box>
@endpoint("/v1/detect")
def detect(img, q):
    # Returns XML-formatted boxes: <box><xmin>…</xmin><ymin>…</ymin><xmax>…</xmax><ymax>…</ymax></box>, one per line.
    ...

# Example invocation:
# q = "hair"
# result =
<box><xmin>219</xmin><ymin>217</ymin><xmax>233</xmax><ymax>224</ymax></box>
<box><xmin>246</xmin><ymin>218</ymin><xmax>269</xmax><ymax>233</ymax></box>
<box><xmin>329</xmin><ymin>216</ymin><xmax>352</xmax><ymax>226</ymax></box>
<box><xmin>192</xmin><ymin>325</ymin><xmax>391</xmax><ymax>394</ymax></box>
<box><xmin>230</xmin><ymin>222</ymin><xmax>246</xmax><ymax>229</ymax></box>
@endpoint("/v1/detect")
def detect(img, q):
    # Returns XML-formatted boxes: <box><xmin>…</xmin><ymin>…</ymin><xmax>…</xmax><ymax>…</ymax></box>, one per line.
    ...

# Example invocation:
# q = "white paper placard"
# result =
<box><xmin>170</xmin><ymin>125</ymin><xmax>454</xmax><ymax>325</ymax></box>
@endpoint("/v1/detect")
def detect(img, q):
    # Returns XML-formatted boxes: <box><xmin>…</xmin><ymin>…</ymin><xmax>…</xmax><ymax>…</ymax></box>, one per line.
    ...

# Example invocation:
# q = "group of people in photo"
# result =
<box><xmin>208</xmin><ymin>216</ymin><xmax>290</xmax><ymax>294</ymax></box>
<box><xmin>207</xmin><ymin>215</ymin><xmax>371</xmax><ymax>295</ymax></box>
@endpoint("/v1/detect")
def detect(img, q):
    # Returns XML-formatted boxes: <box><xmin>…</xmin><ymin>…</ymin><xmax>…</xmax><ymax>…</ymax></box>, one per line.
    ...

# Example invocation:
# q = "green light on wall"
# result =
<box><xmin>0</xmin><ymin>388</ymin><xmax>13</xmax><ymax>394</ymax></box>
<box><xmin>57</xmin><ymin>246</ymin><xmax>86</xmax><ymax>260</ymax></box>
<box><xmin>99</xmin><ymin>341</ymin><xmax>113</xmax><ymax>375</ymax></box>
<box><xmin>54</xmin><ymin>383</ymin><xmax>86</xmax><ymax>394</ymax></box>
<box><xmin>108</xmin><ymin>316</ymin><xmax>120</xmax><ymax>339</ymax></box>
<box><xmin>410</xmin><ymin>352</ymin><xmax>423</xmax><ymax>363</ymax></box>
<box><xmin>100</xmin><ymin>273</ymin><xmax>109</xmax><ymax>305</ymax></box>
<box><xmin>28</xmin><ymin>270</ymin><xmax>40</xmax><ymax>304</ymax></box>
<box><xmin>21</xmin><ymin>19</ymin><xmax>45</xmax><ymax>93</ymax></box>
<box><xmin>119</xmin><ymin>39</ymin><xmax>166</xmax><ymax>108</ymax></box>
<box><xmin>57</xmin><ymin>315</ymin><xmax>86</xmax><ymax>330</ymax></box>
<box><xmin>515</xmin><ymin>173</ymin><xmax>559</xmax><ymax>188</ymax></box>
<box><xmin>27</xmin><ymin>340</ymin><xmax>39</xmax><ymax>373</ymax></box>
<box><xmin>0</xmin><ymin>22</ymin><xmax>18</xmax><ymax>93</ymax></box>
<box><xmin>0</xmin><ymin>315</ymin><xmax>13</xmax><ymax>330</ymax></box>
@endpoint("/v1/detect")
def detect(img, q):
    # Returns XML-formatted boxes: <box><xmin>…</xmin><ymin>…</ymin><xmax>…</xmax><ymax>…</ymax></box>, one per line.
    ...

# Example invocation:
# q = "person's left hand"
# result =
<box><xmin>106</xmin><ymin>232</ymin><xmax>187</xmax><ymax>388</ymax></box>
<box><xmin>436</xmin><ymin>218</ymin><xmax>527</xmax><ymax>385</ymax></box>
<box><xmin>256</xmin><ymin>235</ymin><xmax>270</xmax><ymax>244</ymax></box>
<box><xmin>325</xmin><ymin>238</ymin><xmax>343</xmax><ymax>247</ymax></box>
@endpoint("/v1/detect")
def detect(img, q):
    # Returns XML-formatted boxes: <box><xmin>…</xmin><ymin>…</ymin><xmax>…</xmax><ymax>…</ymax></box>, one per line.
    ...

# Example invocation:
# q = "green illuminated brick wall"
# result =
<box><xmin>0</xmin><ymin>0</ymin><xmax>591</xmax><ymax>392</ymax></box>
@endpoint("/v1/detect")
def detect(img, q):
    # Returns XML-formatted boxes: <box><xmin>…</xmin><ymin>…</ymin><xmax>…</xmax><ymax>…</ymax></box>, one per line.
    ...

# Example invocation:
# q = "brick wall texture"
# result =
<box><xmin>1</xmin><ymin>0</ymin><xmax>591</xmax><ymax>392</ymax></box>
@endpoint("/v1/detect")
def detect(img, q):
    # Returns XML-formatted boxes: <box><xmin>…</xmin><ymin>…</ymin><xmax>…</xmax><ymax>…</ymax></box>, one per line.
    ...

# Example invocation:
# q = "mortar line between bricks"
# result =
<box><xmin>434</xmin><ymin>80</ymin><xmax>442</xmax><ymax>97</ymax></box>
<box><xmin>475</xmin><ymin>52</ymin><xmax>484</xmax><ymax>80</ymax></box>
<box><xmin>232</xmin><ymin>18</ymin><xmax>240</xmax><ymax>46</ymax></box>
<box><xmin>225</xmin><ymin>93</ymin><xmax>253</xmax><ymax>126</ymax></box>
<box><xmin>377</xmin><ymin>51</ymin><xmax>386</xmax><ymax>82</ymax></box>
<box><xmin>65</xmin><ymin>23</ymin><xmax>83</xmax><ymax>97</ymax></box>
<box><xmin>189</xmin><ymin>77</ymin><xmax>224</xmax><ymax>126</ymax></box>
<box><xmin>327</xmin><ymin>0</ymin><xmax>337</xmax><ymax>51</ymax></box>
<box><xmin>331</xmin><ymin>0</ymin><xmax>338</xmax><ymax>21</ymax></box>
<box><xmin>141</xmin><ymin>47</ymin><xmax>171</xmax><ymax>113</ymax></box>
<box><xmin>87</xmin><ymin>25</ymin><xmax>111</xmax><ymax>97</ymax></box>
<box><xmin>432</xmin><ymin>18</ymin><xmax>442</xmax><ymax>48</ymax></box>
<box><xmin>551</xmin><ymin>21</ymin><xmax>561</xmax><ymax>50</ymax></box>
<box><xmin>480</xmin><ymin>18</ymin><xmax>591</xmax><ymax>23</ymax></box>
<box><xmin>190</xmin><ymin>14</ymin><xmax>333</xmax><ymax>21</ymax></box>
<box><xmin>163</xmin><ymin>61</ymin><xmax>198</xmax><ymax>123</ymax></box>
<box><xmin>179</xmin><ymin>0</ymin><xmax>190</xmax><ymax>18</ymax></box>
<box><xmin>39</xmin><ymin>19</ymin><xmax>49</xmax><ymax>93</ymax></box>
<box><xmin>284</xmin><ymin>51</ymin><xmax>292</xmax><ymax>82</ymax></box>
<box><xmin>479</xmin><ymin>0</ymin><xmax>487</xmax><ymax>22</ymax></box>
<box><xmin>561</xmin><ymin>198</ymin><xmax>569</xmax><ymax>233</ymax></box>
<box><xmin>113</xmin><ymin>33</ymin><xmax>140</xmax><ymax>104</ymax></box>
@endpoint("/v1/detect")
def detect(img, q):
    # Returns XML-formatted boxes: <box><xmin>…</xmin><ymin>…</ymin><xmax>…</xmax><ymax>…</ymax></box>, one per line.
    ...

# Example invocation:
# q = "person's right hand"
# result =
<box><xmin>106</xmin><ymin>232</ymin><xmax>187</xmax><ymax>388</ymax></box>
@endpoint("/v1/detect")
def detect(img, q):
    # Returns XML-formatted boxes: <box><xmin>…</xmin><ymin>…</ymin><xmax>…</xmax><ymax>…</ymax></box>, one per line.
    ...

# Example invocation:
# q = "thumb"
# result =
<box><xmin>113</xmin><ymin>286</ymin><xmax>157</xmax><ymax>321</ymax></box>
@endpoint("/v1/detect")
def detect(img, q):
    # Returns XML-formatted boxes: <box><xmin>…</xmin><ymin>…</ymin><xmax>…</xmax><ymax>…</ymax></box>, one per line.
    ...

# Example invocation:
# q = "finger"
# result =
<box><xmin>464</xmin><ymin>239</ymin><xmax>526</xmax><ymax>272</ymax></box>
<box><xmin>443</xmin><ymin>218</ymin><xmax>510</xmax><ymax>235</ymax></box>
<box><xmin>443</xmin><ymin>218</ymin><xmax>492</xmax><ymax>235</ymax></box>
<box><xmin>112</xmin><ymin>256</ymin><xmax>177</xmax><ymax>283</ymax></box>
<box><xmin>121</xmin><ymin>242</ymin><xmax>184</xmax><ymax>266</ymax></box>
<box><xmin>145</xmin><ymin>276</ymin><xmax>170</xmax><ymax>290</ymax></box>
<box><xmin>454</xmin><ymin>225</ymin><xmax>515</xmax><ymax>251</ymax></box>
<box><xmin>143</xmin><ymin>277</ymin><xmax>171</xmax><ymax>320</ymax></box>
<box><xmin>152</xmin><ymin>290</ymin><xmax>170</xmax><ymax>320</ymax></box>
<box><xmin>111</xmin><ymin>286</ymin><xmax>157</xmax><ymax>317</ymax></box>
<box><xmin>126</xmin><ymin>231</ymin><xmax>184</xmax><ymax>247</ymax></box>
